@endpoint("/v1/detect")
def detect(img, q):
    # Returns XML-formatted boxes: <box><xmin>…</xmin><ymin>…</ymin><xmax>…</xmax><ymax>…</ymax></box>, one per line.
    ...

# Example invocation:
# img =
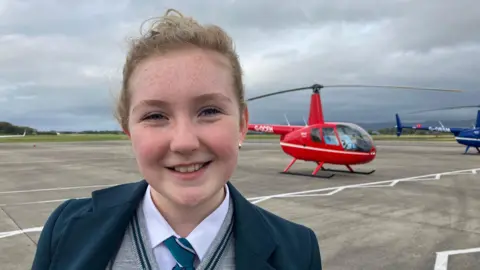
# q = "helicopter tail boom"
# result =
<box><xmin>248</xmin><ymin>124</ymin><xmax>304</xmax><ymax>136</ymax></box>
<box><xmin>394</xmin><ymin>113</ymin><xmax>468</xmax><ymax>136</ymax></box>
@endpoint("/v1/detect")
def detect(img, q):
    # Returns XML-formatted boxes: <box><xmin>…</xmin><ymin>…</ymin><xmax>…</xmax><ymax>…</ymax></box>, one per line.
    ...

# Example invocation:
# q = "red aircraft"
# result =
<box><xmin>245</xmin><ymin>84</ymin><xmax>462</xmax><ymax>178</ymax></box>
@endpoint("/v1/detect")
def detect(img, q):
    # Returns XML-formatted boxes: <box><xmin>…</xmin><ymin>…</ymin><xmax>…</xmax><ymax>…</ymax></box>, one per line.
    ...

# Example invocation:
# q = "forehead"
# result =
<box><xmin>128</xmin><ymin>47</ymin><xmax>234</xmax><ymax>105</ymax></box>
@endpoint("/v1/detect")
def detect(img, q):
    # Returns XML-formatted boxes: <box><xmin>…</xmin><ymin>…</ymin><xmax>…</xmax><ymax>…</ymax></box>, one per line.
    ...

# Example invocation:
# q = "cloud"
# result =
<box><xmin>0</xmin><ymin>0</ymin><xmax>479</xmax><ymax>131</ymax></box>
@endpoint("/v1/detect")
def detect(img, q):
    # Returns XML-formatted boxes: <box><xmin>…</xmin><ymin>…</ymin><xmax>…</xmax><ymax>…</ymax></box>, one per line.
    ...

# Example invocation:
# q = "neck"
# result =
<box><xmin>150</xmin><ymin>185</ymin><xmax>226</xmax><ymax>238</ymax></box>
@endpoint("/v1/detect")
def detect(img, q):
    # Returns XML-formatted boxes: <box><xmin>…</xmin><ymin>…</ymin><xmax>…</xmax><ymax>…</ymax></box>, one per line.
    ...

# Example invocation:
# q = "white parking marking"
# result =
<box><xmin>0</xmin><ymin>184</ymin><xmax>116</xmax><ymax>194</ymax></box>
<box><xmin>0</xmin><ymin>167</ymin><xmax>478</xmax><ymax>241</ymax></box>
<box><xmin>434</xmin><ymin>247</ymin><xmax>480</xmax><ymax>270</ymax></box>
<box><xmin>248</xmin><ymin>167</ymin><xmax>480</xmax><ymax>203</ymax></box>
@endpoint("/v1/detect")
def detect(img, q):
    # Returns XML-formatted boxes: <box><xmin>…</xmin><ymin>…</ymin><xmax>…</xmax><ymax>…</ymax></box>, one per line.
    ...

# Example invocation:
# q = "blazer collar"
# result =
<box><xmin>51</xmin><ymin>180</ymin><xmax>148</xmax><ymax>270</ymax></box>
<box><xmin>227</xmin><ymin>182</ymin><xmax>278</xmax><ymax>270</ymax></box>
<box><xmin>51</xmin><ymin>180</ymin><xmax>277</xmax><ymax>270</ymax></box>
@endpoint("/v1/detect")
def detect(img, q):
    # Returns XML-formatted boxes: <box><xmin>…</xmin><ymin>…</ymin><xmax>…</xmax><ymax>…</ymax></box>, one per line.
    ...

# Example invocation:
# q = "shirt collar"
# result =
<box><xmin>142</xmin><ymin>183</ymin><xmax>230</xmax><ymax>260</ymax></box>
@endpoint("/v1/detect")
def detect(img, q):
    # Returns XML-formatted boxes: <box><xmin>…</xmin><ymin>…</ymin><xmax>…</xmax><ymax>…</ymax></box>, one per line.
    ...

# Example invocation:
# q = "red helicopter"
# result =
<box><xmin>244</xmin><ymin>84</ymin><xmax>462</xmax><ymax>178</ymax></box>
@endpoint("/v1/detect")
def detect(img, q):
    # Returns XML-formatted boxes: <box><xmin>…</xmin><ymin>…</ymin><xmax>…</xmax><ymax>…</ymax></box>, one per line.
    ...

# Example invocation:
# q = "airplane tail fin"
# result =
<box><xmin>395</xmin><ymin>113</ymin><xmax>403</xmax><ymax>136</ymax></box>
<box><xmin>476</xmin><ymin>110</ymin><xmax>480</xmax><ymax>128</ymax></box>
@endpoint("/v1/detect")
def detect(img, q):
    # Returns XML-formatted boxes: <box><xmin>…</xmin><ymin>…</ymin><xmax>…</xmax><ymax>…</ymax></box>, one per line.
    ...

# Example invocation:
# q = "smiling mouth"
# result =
<box><xmin>166</xmin><ymin>161</ymin><xmax>212</xmax><ymax>173</ymax></box>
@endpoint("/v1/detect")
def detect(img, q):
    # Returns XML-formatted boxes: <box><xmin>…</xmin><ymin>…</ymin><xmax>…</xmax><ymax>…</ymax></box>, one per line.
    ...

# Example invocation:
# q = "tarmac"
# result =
<box><xmin>0</xmin><ymin>139</ymin><xmax>479</xmax><ymax>269</ymax></box>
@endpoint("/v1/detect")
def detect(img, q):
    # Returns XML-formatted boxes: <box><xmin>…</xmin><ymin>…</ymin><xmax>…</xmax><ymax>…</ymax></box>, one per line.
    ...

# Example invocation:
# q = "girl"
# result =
<box><xmin>32</xmin><ymin>9</ymin><xmax>322</xmax><ymax>270</ymax></box>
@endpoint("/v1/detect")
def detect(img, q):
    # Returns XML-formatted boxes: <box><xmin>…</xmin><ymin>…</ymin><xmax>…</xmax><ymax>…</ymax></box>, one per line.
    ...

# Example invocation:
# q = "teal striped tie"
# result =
<box><xmin>164</xmin><ymin>236</ymin><xmax>197</xmax><ymax>270</ymax></box>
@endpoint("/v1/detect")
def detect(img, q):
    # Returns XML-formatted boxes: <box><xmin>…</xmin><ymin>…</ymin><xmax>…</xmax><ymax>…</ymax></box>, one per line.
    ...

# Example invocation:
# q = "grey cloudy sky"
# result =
<box><xmin>0</xmin><ymin>0</ymin><xmax>479</xmax><ymax>131</ymax></box>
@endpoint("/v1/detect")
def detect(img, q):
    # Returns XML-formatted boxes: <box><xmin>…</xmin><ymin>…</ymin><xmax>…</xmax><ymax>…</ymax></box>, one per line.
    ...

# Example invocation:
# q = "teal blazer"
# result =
<box><xmin>32</xmin><ymin>180</ymin><xmax>322</xmax><ymax>269</ymax></box>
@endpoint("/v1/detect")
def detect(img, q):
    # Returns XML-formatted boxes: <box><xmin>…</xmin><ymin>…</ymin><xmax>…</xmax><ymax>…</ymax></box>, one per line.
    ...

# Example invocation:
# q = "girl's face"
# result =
<box><xmin>126</xmin><ymin>47</ymin><xmax>248</xmax><ymax>209</ymax></box>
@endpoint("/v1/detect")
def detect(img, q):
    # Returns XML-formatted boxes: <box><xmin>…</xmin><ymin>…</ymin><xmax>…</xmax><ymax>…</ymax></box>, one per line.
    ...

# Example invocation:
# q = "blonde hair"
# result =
<box><xmin>115</xmin><ymin>8</ymin><xmax>245</xmax><ymax>132</ymax></box>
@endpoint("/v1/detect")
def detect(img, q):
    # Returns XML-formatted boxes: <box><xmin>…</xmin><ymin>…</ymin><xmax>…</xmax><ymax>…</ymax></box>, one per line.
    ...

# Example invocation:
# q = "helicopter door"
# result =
<box><xmin>310</xmin><ymin>128</ymin><xmax>322</xmax><ymax>145</ymax></box>
<box><xmin>322</xmin><ymin>127</ymin><xmax>340</xmax><ymax>146</ymax></box>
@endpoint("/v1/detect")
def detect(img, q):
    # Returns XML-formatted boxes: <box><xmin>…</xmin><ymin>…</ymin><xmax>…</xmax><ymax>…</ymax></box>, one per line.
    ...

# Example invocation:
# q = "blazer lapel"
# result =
<box><xmin>51</xmin><ymin>180</ymin><xmax>148</xmax><ymax>270</ymax></box>
<box><xmin>228</xmin><ymin>182</ymin><xmax>277</xmax><ymax>270</ymax></box>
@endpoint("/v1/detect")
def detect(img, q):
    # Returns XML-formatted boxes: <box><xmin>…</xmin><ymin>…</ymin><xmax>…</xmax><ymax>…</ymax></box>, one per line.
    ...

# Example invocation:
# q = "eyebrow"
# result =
<box><xmin>131</xmin><ymin>93</ymin><xmax>233</xmax><ymax>112</ymax></box>
<box><xmin>194</xmin><ymin>92</ymin><xmax>233</xmax><ymax>104</ymax></box>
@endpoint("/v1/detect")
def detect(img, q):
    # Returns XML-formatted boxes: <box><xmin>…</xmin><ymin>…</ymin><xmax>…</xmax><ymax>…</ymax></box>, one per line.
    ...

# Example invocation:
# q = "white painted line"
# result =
<box><xmin>389</xmin><ymin>180</ymin><xmax>399</xmax><ymax>186</ymax></box>
<box><xmin>0</xmin><ymin>226</ymin><xmax>43</xmax><ymax>239</ymax></box>
<box><xmin>0</xmin><ymin>184</ymin><xmax>116</xmax><ymax>194</ymax></box>
<box><xmin>435</xmin><ymin>174</ymin><xmax>441</xmax><ymax>180</ymax></box>
<box><xmin>325</xmin><ymin>187</ymin><xmax>345</xmax><ymax>196</ymax></box>
<box><xmin>434</xmin><ymin>246</ymin><xmax>480</xmax><ymax>270</ymax></box>
<box><xmin>250</xmin><ymin>196</ymin><xmax>272</xmax><ymax>204</ymax></box>
<box><xmin>247</xmin><ymin>195</ymin><xmax>268</xmax><ymax>201</ymax></box>
<box><xmin>355</xmin><ymin>184</ymin><xmax>394</xmax><ymax>188</ymax></box>
<box><xmin>249</xmin><ymin>167</ymin><xmax>480</xmax><ymax>203</ymax></box>
<box><xmin>0</xmin><ymin>157</ymin><xmax>134</xmax><ymax>165</ymax></box>
<box><xmin>277</xmin><ymin>193</ymin><xmax>340</xmax><ymax>198</ymax></box>
<box><xmin>0</xmin><ymin>167</ymin><xmax>478</xmax><ymax>240</ymax></box>
<box><xmin>0</xmin><ymin>197</ymin><xmax>89</xmax><ymax>207</ymax></box>
<box><xmin>400</xmin><ymin>177</ymin><xmax>438</xmax><ymax>183</ymax></box>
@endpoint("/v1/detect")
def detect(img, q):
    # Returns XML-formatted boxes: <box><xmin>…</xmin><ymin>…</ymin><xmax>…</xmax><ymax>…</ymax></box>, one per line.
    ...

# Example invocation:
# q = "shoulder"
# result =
<box><xmin>254</xmin><ymin>205</ymin><xmax>322</xmax><ymax>269</ymax></box>
<box><xmin>32</xmin><ymin>181</ymin><xmax>146</xmax><ymax>269</ymax></box>
<box><xmin>45</xmin><ymin>180</ymin><xmax>145</xmax><ymax>231</ymax></box>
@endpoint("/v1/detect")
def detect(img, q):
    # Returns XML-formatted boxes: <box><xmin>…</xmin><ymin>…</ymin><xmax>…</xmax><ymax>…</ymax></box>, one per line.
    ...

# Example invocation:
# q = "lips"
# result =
<box><xmin>166</xmin><ymin>161</ymin><xmax>212</xmax><ymax>173</ymax></box>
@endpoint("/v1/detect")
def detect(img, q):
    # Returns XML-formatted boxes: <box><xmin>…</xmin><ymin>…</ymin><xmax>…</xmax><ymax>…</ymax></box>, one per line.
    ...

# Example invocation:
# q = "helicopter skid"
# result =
<box><xmin>321</xmin><ymin>165</ymin><xmax>375</xmax><ymax>175</ymax></box>
<box><xmin>281</xmin><ymin>158</ymin><xmax>335</xmax><ymax>178</ymax></box>
<box><xmin>463</xmin><ymin>146</ymin><xmax>480</xmax><ymax>154</ymax></box>
<box><xmin>280</xmin><ymin>171</ymin><xmax>335</xmax><ymax>179</ymax></box>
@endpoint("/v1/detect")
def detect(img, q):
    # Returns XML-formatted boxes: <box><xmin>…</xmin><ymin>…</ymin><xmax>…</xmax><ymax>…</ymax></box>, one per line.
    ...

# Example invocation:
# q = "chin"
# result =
<box><xmin>150</xmin><ymin>176</ymin><xmax>226</xmax><ymax>207</ymax></box>
<box><xmin>169</xmin><ymin>185</ymin><xmax>223</xmax><ymax>209</ymax></box>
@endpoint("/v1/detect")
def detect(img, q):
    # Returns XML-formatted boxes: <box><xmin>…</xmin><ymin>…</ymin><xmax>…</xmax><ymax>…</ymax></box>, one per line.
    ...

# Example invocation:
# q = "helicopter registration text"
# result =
<box><xmin>254</xmin><ymin>125</ymin><xmax>274</xmax><ymax>133</ymax></box>
<box><xmin>428</xmin><ymin>126</ymin><xmax>451</xmax><ymax>132</ymax></box>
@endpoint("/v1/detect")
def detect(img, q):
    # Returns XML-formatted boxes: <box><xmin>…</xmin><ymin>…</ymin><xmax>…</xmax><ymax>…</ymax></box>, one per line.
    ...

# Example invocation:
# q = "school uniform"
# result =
<box><xmin>31</xmin><ymin>180</ymin><xmax>322</xmax><ymax>270</ymax></box>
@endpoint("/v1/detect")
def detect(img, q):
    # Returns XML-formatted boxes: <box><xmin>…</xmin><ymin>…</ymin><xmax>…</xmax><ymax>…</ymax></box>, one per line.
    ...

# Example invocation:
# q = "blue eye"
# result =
<box><xmin>200</xmin><ymin>107</ymin><xmax>221</xmax><ymax>116</ymax></box>
<box><xmin>143</xmin><ymin>113</ymin><xmax>166</xmax><ymax>120</ymax></box>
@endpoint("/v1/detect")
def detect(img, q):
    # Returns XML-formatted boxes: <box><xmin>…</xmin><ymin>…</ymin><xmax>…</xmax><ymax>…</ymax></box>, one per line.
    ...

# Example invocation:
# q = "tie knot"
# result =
<box><xmin>164</xmin><ymin>236</ymin><xmax>197</xmax><ymax>269</ymax></box>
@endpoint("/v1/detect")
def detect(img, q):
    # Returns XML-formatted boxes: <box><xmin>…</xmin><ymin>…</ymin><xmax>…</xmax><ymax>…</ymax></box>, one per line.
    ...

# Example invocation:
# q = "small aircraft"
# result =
<box><xmin>0</xmin><ymin>130</ymin><xmax>26</xmax><ymax>138</ymax></box>
<box><xmin>245</xmin><ymin>83</ymin><xmax>462</xmax><ymax>178</ymax></box>
<box><xmin>395</xmin><ymin>105</ymin><xmax>480</xmax><ymax>154</ymax></box>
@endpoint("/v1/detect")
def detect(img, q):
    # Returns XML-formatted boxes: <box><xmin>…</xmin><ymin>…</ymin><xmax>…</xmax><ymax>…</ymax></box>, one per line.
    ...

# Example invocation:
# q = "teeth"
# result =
<box><xmin>173</xmin><ymin>163</ymin><xmax>205</xmax><ymax>173</ymax></box>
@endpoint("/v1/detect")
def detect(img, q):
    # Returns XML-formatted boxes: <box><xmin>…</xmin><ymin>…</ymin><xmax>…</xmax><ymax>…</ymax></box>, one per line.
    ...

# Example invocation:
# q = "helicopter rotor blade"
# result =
<box><xmin>246</xmin><ymin>86</ymin><xmax>313</xmax><ymax>102</ymax></box>
<box><xmin>406</xmin><ymin>105</ymin><xmax>480</xmax><ymax>114</ymax></box>
<box><xmin>322</xmin><ymin>84</ymin><xmax>463</xmax><ymax>92</ymax></box>
<box><xmin>245</xmin><ymin>83</ymin><xmax>463</xmax><ymax>102</ymax></box>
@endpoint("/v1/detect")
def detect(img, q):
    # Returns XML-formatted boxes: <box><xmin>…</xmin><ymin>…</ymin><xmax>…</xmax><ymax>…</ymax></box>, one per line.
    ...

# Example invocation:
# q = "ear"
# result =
<box><xmin>239</xmin><ymin>105</ymin><xmax>249</xmax><ymax>143</ymax></box>
<box><xmin>122</xmin><ymin>127</ymin><xmax>131</xmax><ymax>138</ymax></box>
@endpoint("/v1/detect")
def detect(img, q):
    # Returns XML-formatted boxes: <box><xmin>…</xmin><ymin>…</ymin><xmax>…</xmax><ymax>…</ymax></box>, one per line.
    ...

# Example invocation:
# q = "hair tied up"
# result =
<box><xmin>139</xmin><ymin>9</ymin><xmax>187</xmax><ymax>37</ymax></box>
<box><xmin>164</xmin><ymin>8</ymin><xmax>184</xmax><ymax>17</ymax></box>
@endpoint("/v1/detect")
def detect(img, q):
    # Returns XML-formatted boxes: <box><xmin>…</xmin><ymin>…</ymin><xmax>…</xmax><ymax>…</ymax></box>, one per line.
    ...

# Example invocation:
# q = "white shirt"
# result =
<box><xmin>142</xmin><ymin>184</ymin><xmax>230</xmax><ymax>269</ymax></box>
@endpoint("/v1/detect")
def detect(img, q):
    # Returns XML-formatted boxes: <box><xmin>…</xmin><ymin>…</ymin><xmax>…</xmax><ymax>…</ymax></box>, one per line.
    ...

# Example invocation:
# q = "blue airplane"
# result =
<box><xmin>395</xmin><ymin>105</ymin><xmax>480</xmax><ymax>154</ymax></box>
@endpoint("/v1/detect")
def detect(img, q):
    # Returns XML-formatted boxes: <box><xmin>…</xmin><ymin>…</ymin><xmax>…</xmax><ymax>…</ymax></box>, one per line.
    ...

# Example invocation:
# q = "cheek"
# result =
<box><xmin>203</xmin><ymin>120</ymin><xmax>240</xmax><ymax>156</ymax></box>
<box><xmin>130</xmin><ymin>126</ymin><xmax>168</xmax><ymax>163</ymax></box>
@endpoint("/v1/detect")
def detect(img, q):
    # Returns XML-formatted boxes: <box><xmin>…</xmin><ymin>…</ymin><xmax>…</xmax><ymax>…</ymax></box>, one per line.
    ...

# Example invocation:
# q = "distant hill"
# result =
<box><xmin>0</xmin><ymin>122</ymin><xmax>123</xmax><ymax>135</ymax></box>
<box><xmin>0</xmin><ymin>121</ymin><xmax>37</xmax><ymax>135</ymax></box>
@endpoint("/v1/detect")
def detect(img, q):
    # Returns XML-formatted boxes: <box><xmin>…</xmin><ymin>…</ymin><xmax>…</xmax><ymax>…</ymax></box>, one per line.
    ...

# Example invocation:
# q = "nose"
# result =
<box><xmin>169</xmin><ymin>119</ymin><xmax>200</xmax><ymax>154</ymax></box>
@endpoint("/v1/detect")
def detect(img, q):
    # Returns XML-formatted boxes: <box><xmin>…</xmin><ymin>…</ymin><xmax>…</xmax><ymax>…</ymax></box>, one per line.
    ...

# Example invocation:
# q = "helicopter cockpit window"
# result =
<box><xmin>311</xmin><ymin>128</ymin><xmax>322</xmax><ymax>143</ymax></box>
<box><xmin>322</xmin><ymin>127</ymin><xmax>339</xmax><ymax>145</ymax></box>
<box><xmin>336</xmin><ymin>123</ymin><xmax>373</xmax><ymax>152</ymax></box>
